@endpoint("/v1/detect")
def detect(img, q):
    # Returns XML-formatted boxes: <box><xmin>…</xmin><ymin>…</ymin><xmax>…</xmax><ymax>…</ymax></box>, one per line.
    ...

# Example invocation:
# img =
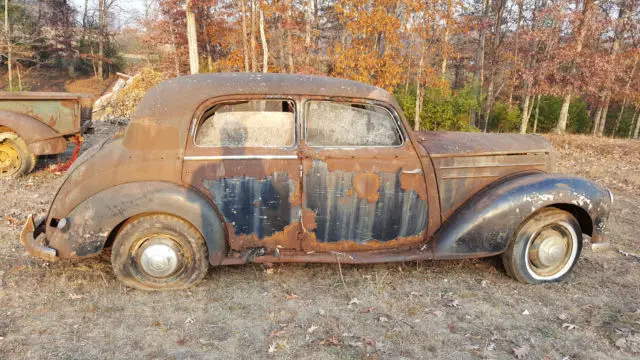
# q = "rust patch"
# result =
<box><xmin>301</xmin><ymin>209</ymin><xmax>317</xmax><ymax>231</ymax></box>
<box><xmin>228</xmin><ymin>222</ymin><xmax>302</xmax><ymax>251</ymax></box>
<box><xmin>400</xmin><ymin>171</ymin><xmax>428</xmax><ymax>201</ymax></box>
<box><xmin>353</xmin><ymin>172</ymin><xmax>381</xmax><ymax>203</ymax></box>
<box><xmin>303</xmin><ymin>231</ymin><xmax>426</xmax><ymax>252</ymax></box>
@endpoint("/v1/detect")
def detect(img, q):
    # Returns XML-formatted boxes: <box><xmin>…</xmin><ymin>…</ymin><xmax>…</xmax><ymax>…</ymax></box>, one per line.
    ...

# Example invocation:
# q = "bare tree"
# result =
<box><xmin>186</xmin><ymin>0</ymin><xmax>199</xmax><ymax>74</ymax></box>
<box><xmin>259</xmin><ymin>8</ymin><xmax>268</xmax><ymax>72</ymax></box>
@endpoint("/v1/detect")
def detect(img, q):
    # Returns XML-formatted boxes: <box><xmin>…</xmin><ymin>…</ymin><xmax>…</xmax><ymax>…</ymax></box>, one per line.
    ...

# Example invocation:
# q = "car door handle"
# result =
<box><xmin>402</xmin><ymin>168</ymin><xmax>422</xmax><ymax>174</ymax></box>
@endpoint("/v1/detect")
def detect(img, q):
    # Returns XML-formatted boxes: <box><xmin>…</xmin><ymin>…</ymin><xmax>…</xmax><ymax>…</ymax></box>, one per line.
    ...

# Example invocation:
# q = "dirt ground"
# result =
<box><xmin>1</xmin><ymin>123</ymin><xmax>639</xmax><ymax>360</ymax></box>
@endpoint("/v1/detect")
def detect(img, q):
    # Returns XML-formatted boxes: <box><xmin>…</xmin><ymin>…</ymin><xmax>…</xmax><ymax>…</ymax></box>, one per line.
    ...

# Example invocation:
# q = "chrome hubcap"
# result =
<box><xmin>139</xmin><ymin>241</ymin><xmax>181</xmax><ymax>278</ymax></box>
<box><xmin>527</xmin><ymin>222</ymin><xmax>576</xmax><ymax>279</ymax></box>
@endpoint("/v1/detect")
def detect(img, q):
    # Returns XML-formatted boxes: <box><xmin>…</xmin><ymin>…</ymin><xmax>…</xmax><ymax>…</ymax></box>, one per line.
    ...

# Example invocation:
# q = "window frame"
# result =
<box><xmin>192</xmin><ymin>97</ymin><xmax>298</xmax><ymax>149</ymax></box>
<box><xmin>302</xmin><ymin>99</ymin><xmax>406</xmax><ymax>149</ymax></box>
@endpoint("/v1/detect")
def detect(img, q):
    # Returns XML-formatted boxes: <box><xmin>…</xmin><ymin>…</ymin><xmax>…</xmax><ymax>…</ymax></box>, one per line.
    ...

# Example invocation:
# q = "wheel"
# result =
<box><xmin>0</xmin><ymin>132</ymin><xmax>37</xmax><ymax>177</ymax></box>
<box><xmin>111</xmin><ymin>214</ymin><xmax>209</xmax><ymax>291</ymax></box>
<box><xmin>502</xmin><ymin>208</ymin><xmax>582</xmax><ymax>284</ymax></box>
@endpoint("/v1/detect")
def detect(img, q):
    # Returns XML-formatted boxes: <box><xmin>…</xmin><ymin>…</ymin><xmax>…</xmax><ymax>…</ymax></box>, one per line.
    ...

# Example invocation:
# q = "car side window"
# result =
<box><xmin>305</xmin><ymin>101</ymin><xmax>402</xmax><ymax>147</ymax></box>
<box><xmin>195</xmin><ymin>100</ymin><xmax>295</xmax><ymax>147</ymax></box>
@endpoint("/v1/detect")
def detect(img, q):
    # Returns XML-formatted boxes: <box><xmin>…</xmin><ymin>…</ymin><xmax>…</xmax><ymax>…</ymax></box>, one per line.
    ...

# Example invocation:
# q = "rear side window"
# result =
<box><xmin>195</xmin><ymin>100</ymin><xmax>295</xmax><ymax>147</ymax></box>
<box><xmin>305</xmin><ymin>101</ymin><xmax>402</xmax><ymax>147</ymax></box>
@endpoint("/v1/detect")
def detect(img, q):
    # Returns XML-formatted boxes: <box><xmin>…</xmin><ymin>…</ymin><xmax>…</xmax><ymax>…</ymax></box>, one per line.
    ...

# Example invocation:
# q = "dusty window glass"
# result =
<box><xmin>306</xmin><ymin>101</ymin><xmax>402</xmax><ymax>147</ymax></box>
<box><xmin>196</xmin><ymin>100</ymin><xmax>295</xmax><ymax>147</ymax></box>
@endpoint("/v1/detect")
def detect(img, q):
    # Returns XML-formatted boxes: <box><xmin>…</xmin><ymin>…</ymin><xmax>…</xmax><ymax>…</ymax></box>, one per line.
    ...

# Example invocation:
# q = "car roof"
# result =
<box><xmin>126</xmin><ymin>73</ymin><xmax>400</xmax><ymax>151</ymax></box>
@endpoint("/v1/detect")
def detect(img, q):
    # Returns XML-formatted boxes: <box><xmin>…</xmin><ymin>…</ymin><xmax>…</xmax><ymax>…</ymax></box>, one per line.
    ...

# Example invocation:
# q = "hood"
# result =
<box><xmin>416</xmin><ymin>131</ymin><xmax>553</xmax><ymax>157</ymax></box>
<box><xmin>415</xmin><ymin>131</ymin><xmax>554</xmax><ymax>220</ymax></box>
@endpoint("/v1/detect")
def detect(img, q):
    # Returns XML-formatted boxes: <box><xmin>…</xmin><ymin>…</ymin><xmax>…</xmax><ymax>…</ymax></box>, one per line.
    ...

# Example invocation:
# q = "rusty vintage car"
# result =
<box><xmin>0</xmin><ymin>92</ymin><xmax>93</xmax><ymax>177</ymax></box>
<box><xmin>20</xmin><ymin>73</ymin><xmax>612</xmax><ymax>290</ymax></box>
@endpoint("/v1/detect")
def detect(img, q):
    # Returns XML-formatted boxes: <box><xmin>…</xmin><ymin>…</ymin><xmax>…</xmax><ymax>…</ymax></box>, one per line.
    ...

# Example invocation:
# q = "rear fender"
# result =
<box><xmin>45</xmin><ymin>181</ymin><xmax>227</xmax><ymax>264</ymax></box>
<box><xmin>433</xmin><ymin>173</ymin><xmax>612</xmax><ymax>259</ymax></box>
<box><xmin>0</xmin><ymin>110</ymin><xmax>67</xmax><ymax>155</ymax></box>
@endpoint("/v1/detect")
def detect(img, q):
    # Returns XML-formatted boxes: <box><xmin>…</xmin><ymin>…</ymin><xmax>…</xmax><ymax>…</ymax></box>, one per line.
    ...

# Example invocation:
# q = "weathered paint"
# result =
<box><xmin>303</xmin><ymin>160</ymin><xmax>428</xmax><ymax>246</ymax></box>
<box><xmin>202</xmin><ymin>172</ymin><xmax>301</xmax><ymax>250</ymax></box>
<box><xmin>23</xmin><ymin>73</ymin><xmax>611</xmax><ymax>269</ymax></box>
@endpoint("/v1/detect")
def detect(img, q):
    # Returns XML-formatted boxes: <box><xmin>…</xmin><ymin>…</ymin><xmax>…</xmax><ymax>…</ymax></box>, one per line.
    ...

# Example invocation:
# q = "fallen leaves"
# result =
<box><xmin>513</xmin><ymin>345</ymin><xmax>529</xmax><ymax>359</ymax></box>
<box><xmin>446</xmin><ymin>299</ymin><xmax>460</xmax><ymax>308</ymax></box>
<box><xmin>320</xmin><ymin>335</ymin><xmax>342</xmax><ymax>346</ymax></box>
<box><xmin>267</xmin><ymin>340</ymin><xmax>288</xmax><ymax>353</ymax></box>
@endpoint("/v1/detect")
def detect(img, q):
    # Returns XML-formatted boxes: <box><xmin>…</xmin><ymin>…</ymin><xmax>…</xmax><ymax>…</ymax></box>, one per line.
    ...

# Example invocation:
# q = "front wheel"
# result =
<box><xmin>502</xmin><ymin>208</ymin><xmax>582</xmax><ymax>284</ymax></box>
<box><xmin>111</xmin><ymin>214</ymin><xmax>209</xmax><ymax>291</ymax></box>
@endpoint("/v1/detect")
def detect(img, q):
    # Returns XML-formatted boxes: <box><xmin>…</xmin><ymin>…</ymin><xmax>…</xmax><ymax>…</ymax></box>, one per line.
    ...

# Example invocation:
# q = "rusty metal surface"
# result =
<box><xmin>432</xmin><ymin>153</ymin><xmax>550</xmax><ymax>219</ymax></box>
<box><xmin>417</xmin><ymin>131</ymin><xmax>553</xmax><ymax>157</ymax></box>
<box><xmin>432</xmin><ymin>173</ymin><xmax>612</xmax><ymax>259</ymax></box>
<box><xmin>34</xmin><ymin>73</ymin><xmax>612</xmax><ymax>269</ymax></box>
<box><xmin>27</xmin><ymin>136</ymin><xmax>67</xmax><ymax>155</ymax></box>
<box><xmin>45</xmin><ymin>182</ymin><xmax>226</xmax><ymax>261</ymax></box>
<box><xmin>0</xmin><ymin>92</ymin><xmax>92</xmax><ymax>155</ymax></box>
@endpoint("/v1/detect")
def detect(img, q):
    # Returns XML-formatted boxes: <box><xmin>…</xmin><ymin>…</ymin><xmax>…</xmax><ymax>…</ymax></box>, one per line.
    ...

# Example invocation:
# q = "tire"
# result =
<box><xmin>0</xmin><ymin>132</ymin><xmax>37</xmax><ymax>178</ymax></box>
<box><xmin>502</xmin><ymin>208</ymin><xmax>583</xmax><ymax>284</ymax></box>
<box><xmin>111</xmin><ymin>214</ymin><xmax>209</xmax><ymax>291</ymax></box>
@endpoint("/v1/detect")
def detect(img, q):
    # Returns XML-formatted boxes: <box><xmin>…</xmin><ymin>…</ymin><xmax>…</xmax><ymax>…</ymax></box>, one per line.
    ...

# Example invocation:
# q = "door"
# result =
<box><xmin>182</xmin><ymin>97</ymin><xmax>304</xmax><ymax>251</ymax></box>
<box><xmin>300</xmin><ymin>100</ymin><xmax>429</xmax><ymax>252</ymax></box>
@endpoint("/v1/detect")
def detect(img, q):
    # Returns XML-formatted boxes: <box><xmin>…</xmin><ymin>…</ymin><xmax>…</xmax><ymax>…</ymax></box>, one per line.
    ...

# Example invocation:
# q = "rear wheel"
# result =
<box><xmin>111</xmin><ymin>214</ymin><xmax>209</xmax><ymax>291</ymax></box>
<box><xmin>0</xmin><ymin>133</ymin><xmax>36</xmax><ymax>178</ymax></box>
<box><xmin>502</xmin><ymin>208</ymin><xmax>582</xmax><ymax>284</ymax></box>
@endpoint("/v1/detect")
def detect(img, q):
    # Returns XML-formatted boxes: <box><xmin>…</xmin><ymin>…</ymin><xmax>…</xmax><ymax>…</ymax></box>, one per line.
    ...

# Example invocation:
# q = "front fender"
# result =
<box><xmin>433</xmin><ymin>173</ymin><xmax>612</xmax><ymax>259</ymax></box>
<box><xmin>45</xmin><ymin>181</ymin><xmax>227</xmax><ymax>265</ymax></box>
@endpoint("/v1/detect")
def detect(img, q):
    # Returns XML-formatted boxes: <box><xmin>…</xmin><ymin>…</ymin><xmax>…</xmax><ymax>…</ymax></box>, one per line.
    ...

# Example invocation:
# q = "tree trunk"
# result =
<box><xmin>414</xmin><ymin>54</ymin><xmax>424</xmax><ymax>131</ymax></box>
<box><xmin>98</xmin><ymin>0</ymin><xmax>105</xmax><ymax>80</ymax></box>
<box><xmin>285</xmin><ymin>0</ymin><xmax>294</xmax><ymax>73</ymax></box>
<box><xmin>556</xmin><ymin>93</ymin><xmax>571</xmax><ymax>133</ymax></box>
<box><xmin>629</xmin><ymin>108</ymin><xmax>638</xmax><ymax>138</ymax></box>
<box><xmin>241</xmin><ymin>0</ymin><xmax>250</xmax><ymax>72</ymax></box>
<box><xmin>483</xmin><ymin>75</ymin><xmax>495</xmax><ymax>132</ymax></box>
<box><xmin>532</xmin><ymin>93</ymin><xmax>541</xmax><ymax>134</ymax></box>
<box><xmin>5</xmin><ymin>0</ymin><xmax>12</xmax><ymax>90</ymax></box>
<box><xmin>613</xmin><ymin>57</ymin><xmax>637</xmax><ymax>137</ymax></box>
<box><xmin>633</xmin><ymin>108</ymin><xmax>640</xmax><ymax>139</ymax></box>
<box><xmin>555</xmin><ymin>0</ymin><xmax>593</xmax><ymax>133</ymax></box>
<box><xmin>259</xmin><ymin>9</ymin><xmax>268</xmax><ymax>73</ymax></box>
<box><xmin>250</xmin><ymin>0</ymin><xmax>257</xmax><ymax>72</ymax></box>
<box><xmin>305</xmin><ymin>0</ymin><xmax>312</xmax><ymax>66</ymax></box>
<box><xmin>592</xmin><ymin>104</ymin><xmax>603</xmax><ymax>136</ymax></box>
<box><xmin>597</xmin><ymin>96</ymin><xmax>610</xmax><ymax>136</ymax></box>
<box><xmin>473</xmin><ymin>0</ymin><xmax>490</xmax><ymax>126</ymax></box>
<box><xmin>441</xmin><ymin>0</ymin><xmax>451</xmax><ymax>80</ymax></box>
<box><xmin>169</xmin><ymin>21</ymin><xmax>180</xmax><ymax>77</ymax></box>
<box><xmin>519</xmin><ymin>90</ymin><xmax>531</xmax><ymax>133</ymax></box>
<box><xmin>613</xmin><ymin>98</ymin><xmax>626</xmax><ymax>138</ymax></box>
<box><xmin>186</xmin><ymin>0</ymin><xmax>200</xmax><ymax>75</ymax></box>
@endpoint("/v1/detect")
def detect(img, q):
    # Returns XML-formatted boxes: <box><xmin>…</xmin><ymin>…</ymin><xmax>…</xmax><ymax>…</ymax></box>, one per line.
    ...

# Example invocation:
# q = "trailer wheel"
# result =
<box><xmin>111</xmin><ymin>214</ymin><xmax>209</xmax><ymax>291</ymax></box>
<box><xmin>0</xmin><ymin>132</ymin><xmax>37</xmax><ymax>178</ymax></box>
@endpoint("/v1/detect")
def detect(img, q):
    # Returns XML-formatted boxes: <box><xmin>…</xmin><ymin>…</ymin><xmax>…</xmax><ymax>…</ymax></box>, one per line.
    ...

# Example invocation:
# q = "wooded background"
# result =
<box><xmin>3</xmin><ymin>0</ymin><xmax>640</xmax><ymax>137</ymax></box>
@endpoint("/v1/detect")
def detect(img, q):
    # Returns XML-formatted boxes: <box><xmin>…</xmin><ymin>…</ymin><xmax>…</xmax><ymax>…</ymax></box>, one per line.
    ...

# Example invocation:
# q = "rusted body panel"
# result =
<box><xmin>22</xmin><ymin>73</ymin><xmax>612</xmax><ymax>268</ymax></box>
<box><xmin>432</xmin><ymin>173</ymin><xmax>612</xmax><ymax>259</ymax></box>
<box><xmin>0</xmin><ymin>92</ymin><xmax>92</xmax><ymax>155</ymax></box>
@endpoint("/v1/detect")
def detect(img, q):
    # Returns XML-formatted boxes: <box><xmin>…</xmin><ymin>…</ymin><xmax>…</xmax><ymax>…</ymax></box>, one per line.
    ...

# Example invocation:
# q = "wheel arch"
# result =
<box><xmin>432</xmin><ymin>173</ymin><xmax>611</xmax><ymax>259</ymax></box>
<box><xmin>46</xmin><ymin>181</ymin><xmax>228</xmax><ymax>265</ymax></box>
<box><xmin>0</xmin><ymin>110</ymin><xmax>67</xmax><ymax>155</ymax></box>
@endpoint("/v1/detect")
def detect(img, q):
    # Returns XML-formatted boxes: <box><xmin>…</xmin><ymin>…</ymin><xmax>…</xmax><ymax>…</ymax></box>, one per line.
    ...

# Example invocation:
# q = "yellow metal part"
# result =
<box><xmin>0</xmin><ymin>140</ymin><xmax>21</xmax><ymax>176</ymax></box>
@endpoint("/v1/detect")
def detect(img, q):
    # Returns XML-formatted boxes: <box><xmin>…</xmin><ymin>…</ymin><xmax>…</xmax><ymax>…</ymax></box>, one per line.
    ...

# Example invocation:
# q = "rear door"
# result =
<box><xmin>182</xmin><ymin>97</ymin><xmax>303</xmax><ymax>252</ymax></box>
<box><xmin>300</xmin><ymin>99</ymin><xmax>429</xmax><ymax>252</ymax></box>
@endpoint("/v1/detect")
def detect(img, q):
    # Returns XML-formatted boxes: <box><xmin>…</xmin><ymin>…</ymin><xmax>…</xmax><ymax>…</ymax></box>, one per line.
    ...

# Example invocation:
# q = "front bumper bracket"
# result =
<box><xmin>20</xmin><ymin>215</ymin><xmax>57</xmax><ymax>261</ymax></box>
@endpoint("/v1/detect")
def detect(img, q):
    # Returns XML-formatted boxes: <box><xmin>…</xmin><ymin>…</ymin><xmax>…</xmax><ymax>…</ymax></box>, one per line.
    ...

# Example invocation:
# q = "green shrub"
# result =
<box><xmin>395</xmin><ymin>82</ymin><xmax>479</xmax><ymax>132</ymax></box>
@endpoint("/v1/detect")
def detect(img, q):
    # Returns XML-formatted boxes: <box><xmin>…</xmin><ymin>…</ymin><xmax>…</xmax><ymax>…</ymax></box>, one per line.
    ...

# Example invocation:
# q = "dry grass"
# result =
<box><xmin>1</xmin><ymin>126</ymin><xmax>639</xmax><ymax>359</ymax></box>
